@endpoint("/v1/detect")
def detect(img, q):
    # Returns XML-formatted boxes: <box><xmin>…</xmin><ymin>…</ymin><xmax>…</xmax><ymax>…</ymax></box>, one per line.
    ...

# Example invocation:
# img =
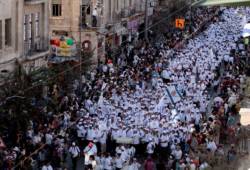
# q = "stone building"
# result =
<box><xmin>49</xmin><ymin>0</ymin><xmax>103</xmax><ymax>63</ymax></box>
<box><xmin>0</xmin><ymin>0</ymin><xmax>49</xmax><ymax>79</ymax></box>
<box><xmin>22</xmin><ymin>0</ymin><xmax>49</xmax><ymax>71</ymax></box>
<box><xmin>49</xmin><ymin>0</ymin><xmax>158</xmax><ymax>63</ymax></box>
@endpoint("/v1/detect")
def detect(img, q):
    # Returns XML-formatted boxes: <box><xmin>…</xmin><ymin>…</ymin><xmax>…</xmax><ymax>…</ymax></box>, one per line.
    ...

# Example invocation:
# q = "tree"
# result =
<box><xmin>0</xmin><ymin>46</ymin><xmax>95</xmax><ymax>136</ymax></box>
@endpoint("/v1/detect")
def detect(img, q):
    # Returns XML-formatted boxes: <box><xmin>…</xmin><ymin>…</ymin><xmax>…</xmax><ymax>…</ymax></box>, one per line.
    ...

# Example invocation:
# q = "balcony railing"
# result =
<box><xmin>24</xmin><ymin>39</ymin><xmax>49</xmax><ymax>57</ymax></box>
<box><xmin>24</xmin><ymin>0</ymin><xmax>46</xmax><ymax>4</ymax></box>
<box><xmin>79</xmin><ymin>16</ymin><xmax>102</xmax><ymax>30</ymax></box>
<box><xmin>120</xmin><ymin>8</ymin><xmax>138</xmax><ymax>19</ymax></box>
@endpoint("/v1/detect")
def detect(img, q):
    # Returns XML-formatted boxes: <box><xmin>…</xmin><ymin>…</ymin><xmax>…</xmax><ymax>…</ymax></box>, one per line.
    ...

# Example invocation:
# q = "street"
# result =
<box><xmin>1</xmin><ymin>1</ymin><xmax>250</xmax><ymax>170</ymax></box>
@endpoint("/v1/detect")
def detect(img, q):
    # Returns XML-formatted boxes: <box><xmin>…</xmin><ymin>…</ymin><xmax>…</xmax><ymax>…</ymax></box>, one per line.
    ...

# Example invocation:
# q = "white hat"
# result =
<box><xmin>13</xmin><ymin>146</ymin><xmax>20</xmax><ymax>152</ymax></box>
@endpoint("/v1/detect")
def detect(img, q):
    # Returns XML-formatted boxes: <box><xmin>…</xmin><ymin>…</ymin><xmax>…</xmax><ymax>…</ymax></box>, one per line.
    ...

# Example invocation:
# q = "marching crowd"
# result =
<box><xmin>0</xmin><ymin>7</ymin><xmax>250</xmax><ymax>170</ymax></box>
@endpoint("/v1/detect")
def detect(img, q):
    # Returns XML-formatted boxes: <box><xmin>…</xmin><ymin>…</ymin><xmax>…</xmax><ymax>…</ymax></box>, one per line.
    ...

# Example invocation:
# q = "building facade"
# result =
<box><xmin>22</xmin><ymin>0</ymin><xmax>50</xmax><ymax>71</ymax></box>
<box><xmin>0</xmin><ymin>0</ymin><xmax>49</xmax><ymax>79</ymax></box>
<box><xmin>0</xmin><ymin>0</ymin><xmax>23</xmax><ymax>76</ymax></box>
<box><xmin>49</xmin><ymin>0</ymin><xmax>102</xmax><ymax>63</ymax></box>
<box><xmin>49</xmin><ymin>0</ymin><xmax>158</xmax><ymax>63</ymax></box>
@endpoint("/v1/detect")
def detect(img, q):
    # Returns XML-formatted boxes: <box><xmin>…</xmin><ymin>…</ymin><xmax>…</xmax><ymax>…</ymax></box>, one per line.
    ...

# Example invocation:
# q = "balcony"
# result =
<box><xmin>79</xmin><ymin>16</ymin><xmax>102</xmax><ymax>31</ymax></box>
<box><xmin>120</xmin><ymin>8</ymin><xmax>140</xmax><ymax>20</ymax></box>
<box><xmin>120</xmin><ymin>8</ymin><xmax>136</xmax><ymax>18</ymax></box>
<box><xmin>105</xmin><ymin>12</ymin><xmax>122</xmax><ymax>26</ymax></box>
<box><xmin>24</xmin><ymin>39</ymin><xmax>49</xmax><ymax>60</ymax></box>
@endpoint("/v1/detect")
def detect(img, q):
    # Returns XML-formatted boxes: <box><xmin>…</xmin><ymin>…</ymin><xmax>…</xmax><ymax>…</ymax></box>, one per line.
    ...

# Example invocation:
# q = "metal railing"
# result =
<box><xmin>120</xmin><ymin>8</ymin><xmax>137</xmax><ymax>19</ymax></box>
<box><xmin>23</xmin><ymin>38</ymin><xmax>49</xmax><ymax>57</ymax></box>
<box><xmin>79</xmin><ymin>16</ymin><xmax>102</xmax><ymax>29</ymax></box>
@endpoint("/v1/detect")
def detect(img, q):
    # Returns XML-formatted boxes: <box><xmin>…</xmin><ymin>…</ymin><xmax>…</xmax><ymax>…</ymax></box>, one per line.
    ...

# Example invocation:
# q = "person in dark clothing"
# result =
<box><xmin>156</xmin><ymin>157</ymin><xmax>166</xmax><ymax>170</ymax></box>
<box><xmin>144</xmin><ymin>156</ymin><xmax>156</xmax><ymax>170</ymax></box>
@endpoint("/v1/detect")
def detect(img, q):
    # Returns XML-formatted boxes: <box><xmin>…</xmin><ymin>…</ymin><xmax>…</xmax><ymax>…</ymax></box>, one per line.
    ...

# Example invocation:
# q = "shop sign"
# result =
<box><xmin>175</xmin><ymin>19</ymin><xmax>185</xmax><ymax>29</ymax></box>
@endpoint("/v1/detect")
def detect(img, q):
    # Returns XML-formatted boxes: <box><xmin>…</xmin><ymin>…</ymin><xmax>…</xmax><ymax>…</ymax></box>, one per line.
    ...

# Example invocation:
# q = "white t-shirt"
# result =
<box><xmin>33</xmin><ymin>135</ymin><xmax>41</xmax><ymax>144</ymax></box>
<box><xmin>42</xmin><ymin>165</ymin><xmax>53</xmax><ymax>170</ymax></box>
<box><xmin>129</xmin><ymin>162</ymin><xmax>141</xmax><ymax>170</ymax></box>
<box><xmin>92</xmin><ymin>9</ymin><xmax>98</xmax><ymax>16</ymax></box>
<box><xmin>104</xmin><ymin>157</ymin><xmax>113</xmax><ymax>170</ymax></box>
<box><xmin>115</xmin><ymin>157</ymin><xmax>124</xmax><ymax>168</ymax></box>
<box><xmin>147</xmin><ymin>142</ymin><xmax>155</xmax><ymax>154</ymax></box>
<box><xmin>45</xmin><ymin>133</ymin><xmax>53</xmax><ymax>145</ymax></box>
<box><xmin>207</xmin><ymin>141</ymin><xmax>217</xmax><ymax>152</ymax></box>
<box><xmin>69</xmin><ymin>146</ymin><xmax>80</xmax><ymax>158</ymax></box>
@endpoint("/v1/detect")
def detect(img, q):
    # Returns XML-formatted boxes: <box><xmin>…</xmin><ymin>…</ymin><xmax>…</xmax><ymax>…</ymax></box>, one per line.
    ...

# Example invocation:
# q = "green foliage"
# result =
<box><xmin>0</xmin><ymin>50</ymin><xmax>94</xmax><ymax>133</ymax></box>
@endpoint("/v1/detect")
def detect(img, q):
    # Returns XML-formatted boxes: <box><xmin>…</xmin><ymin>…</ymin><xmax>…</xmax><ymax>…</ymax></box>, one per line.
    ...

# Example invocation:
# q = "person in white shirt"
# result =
<box><xmin>128</xmin><ymin>145</ymin><xmax>136</xmax><ymax>158</ymax></box>
<box><xmin>33</xmin><ymin>133</ymin><xmax>42</xmax><ymax>145</ymax></box>
<box><xmin>98</xmin><ymin>130</ymin><xmax>107</xmax><ymax>153</ymax></box>
<box><xmin>128</xmin><ymin>158</ymin><xmax>141</xmax><ymax>170</ymax></box>
<box><xmin>92</xmin><ymin>7</ymin><xmax>98</xmax><ymax>27</ymax></box>
<box><xmin>45</xmin><ymin>132</ymin><xmax>53</xmax><ymax>145</ymax></box>
<box><xmin>69</xmin><ymin>142</ymin><xmax>80</xmax><ymax>170</ymax></box>
<box><xmin>84</xmin><ymin>141</ymin><xmax>98</xmax><ymax>165</ymax></box>
<box><xmin>41</xmin><ymin>162</ymin><xmax>53</xmax><ymax>170</ymax></box>
<box><xmin>104</xmin><ymin>153</ymin><xmax>113</xmax><ymax>170</ymax></box>
<box><xmin>86</xmin><ymin>127</ymin><xmax>94</xmax><ymax>141</ymax></box>
<box><xmin>86</xmin><ymin>155</ymin><xmax>97</xmax><ymax>170</ymax></box>
<box><xmin>207</xmin><ymin>138</ymin><xmax>217</xmax><ymax>154</ymax></box>
<box><xmin>133</xmin><ymin>54</ymin><xmax>140</xmax><ymax>66</ymax></box>
<box><xmin>114</xmin><ymin>153</ymin><xmax>124</xmax><ymax>170</ymax></box>
<box><xmin>173</xmin><ymin>146</ymin><xmax>182</xmax><ymax>160</ymax></box>
<box><xmin>147</xmin><ymin>140</ymin><xmax>155</xmax><ymax>155</ymax></box>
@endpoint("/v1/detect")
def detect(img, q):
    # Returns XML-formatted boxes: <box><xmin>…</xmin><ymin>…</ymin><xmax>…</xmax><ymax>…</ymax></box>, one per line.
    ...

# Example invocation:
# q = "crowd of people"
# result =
<box><xmin>0</xmin><ymin>6</ymin><xmax>250</xmax><ymax>170</ymax></box>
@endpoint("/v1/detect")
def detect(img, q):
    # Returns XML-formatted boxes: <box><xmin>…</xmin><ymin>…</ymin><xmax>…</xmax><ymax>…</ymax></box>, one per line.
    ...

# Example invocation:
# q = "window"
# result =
<box><xmin>24</xmin><ymin>15</ymin><xmax>28</xmax><ymax>41</ymax></box>
<box><xmin>81</xmin><ymin>5</ymin><xmax>85</xmax><ymax>18</ymax></box>
<box><xmin>80</xmin><ymin>5</ymin><xmax>87</xmax><ymax>27</ymax></box>
<box><xmin>86</xmin><ymin>6</ymin><xmax>90</xmax><ymax>15</ymax></box>
<box><xmin>116</xmin><ymin>0</ymin><xmax>119</xmax><ymax>11</ymax></box>
<box><xmin>0</xmin><ymin>20</ymin><xmax>2</xmax><ymax>49</ymax></box>
<box><xmin>28</xmin><ymin>14</ymin><xmax>32</xmax><ymax>49</ymax></box>
<box><xmin>35</xmin><ymin>13</ymin><xmax>40</xmax><ymax>37</ymax></box>
<box><xmin>109</xmin><ymin>0</ymin><xmax>112</xmax><ymax>19</ymax></box>
<box><xmin>52</xmin><ymin>0</ymin><xmax>62</xmax><ymax>17</ymax></box>
<box><xmin>5</xmin><ymin>19</ymin><xmax>11</xmax><ymax>47</ymax></box>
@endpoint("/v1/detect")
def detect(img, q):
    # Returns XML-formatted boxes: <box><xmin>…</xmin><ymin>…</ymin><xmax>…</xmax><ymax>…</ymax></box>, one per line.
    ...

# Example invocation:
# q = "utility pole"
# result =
<box><xmin>144</xmin><ymin>0</ymin><xmax>149</xmax><ymax>42</ymax></box>
<box><xmin>79</xmin><ymin>0</ymin><xmax>83</xmax><ymax>93</ymax></box>
<box><xmin>190</xmin><ymin>0</ymin><xmax>192</xmax><ymax>34</ymax></box>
